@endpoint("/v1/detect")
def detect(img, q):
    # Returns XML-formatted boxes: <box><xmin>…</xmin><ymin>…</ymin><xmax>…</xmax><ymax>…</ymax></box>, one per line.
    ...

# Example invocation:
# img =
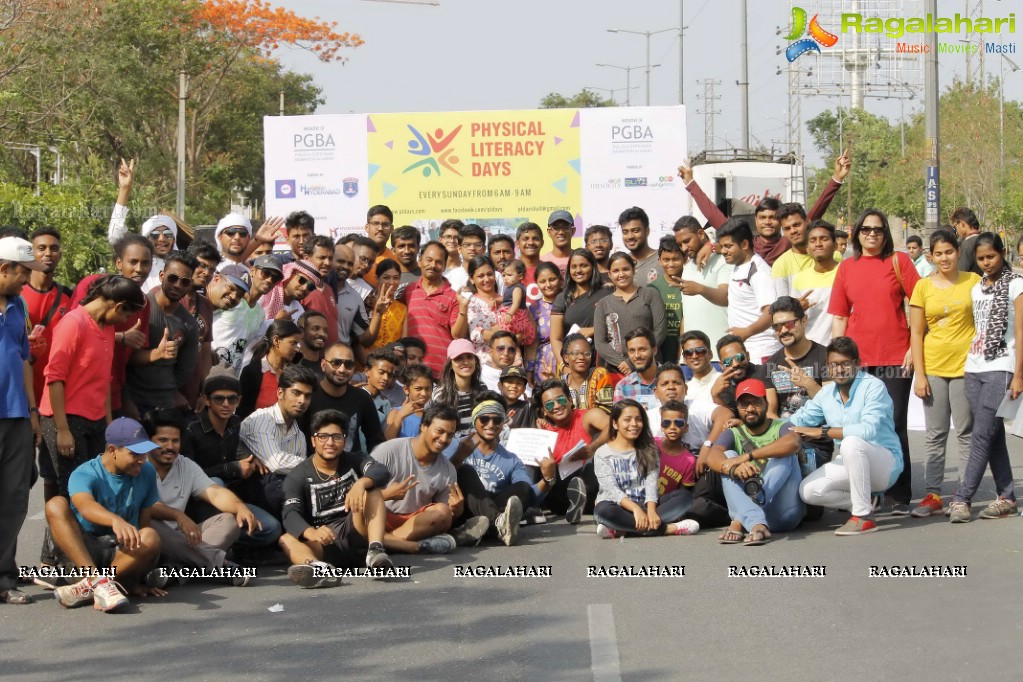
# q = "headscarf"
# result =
<box><xmin>471</xmin><ymin>399</ymin><xmax>507</xmax><ymax>423</ymax></box>
<box><xmin>259</xmin><ymin>261</ymin><xmax>322</xmax><ymax>320</ymax></box>
<box><xmin>214</xmin><ymin>213</ymin><xmax>254</xmax><ymax>246</ymax></box>
<box><xmin>981</xmin><ymin>264</ymin><xmax>1022</xmax><ymax>361</ymax></box>
<box><xmin>141</xmin><ymin>215</ymin><xmax>179</xmax><ymax>249</ymax></box>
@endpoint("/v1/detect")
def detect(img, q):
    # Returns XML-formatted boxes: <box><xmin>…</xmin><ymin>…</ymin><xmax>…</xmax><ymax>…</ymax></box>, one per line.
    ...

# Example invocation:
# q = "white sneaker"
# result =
<box><xmin>91</xmin><ymin>577</ymin><xmax>129</xmax><ymax>612</ymax></box>
<box><xmin>54</xmin><ymin>577</ymin><xmax>93</xmax><ymax>609</ymax></box>
<box><xmin>595</xmin><ymin>523</ymin><xmax>618</xmax><ymax>539</ymax></box>
<box><xmin>670</xmin><ymin>519</ymin><xmax>700</xmax><ymax>536</ymax></box>
<box><xmin>496</xmin><ymin>497</ymin><xmax>523</xmax><ymax>546</ymax></box>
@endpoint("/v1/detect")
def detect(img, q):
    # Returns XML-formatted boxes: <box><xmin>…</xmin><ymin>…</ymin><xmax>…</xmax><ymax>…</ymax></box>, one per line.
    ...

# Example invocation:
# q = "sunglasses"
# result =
<box><xmin>682</xmin><ymin>346</ymin><xmax>708</xmax><ymax>358</ymax></box>
<box><xmin>543</xmin><ymin>395</ymin><xmax>569</xmax><ymax>412</ymax></box>
<box><xmin>722</xmin><ymin>353</ymin><xmax>747</xmax><ymax>368</ymax></box>
<box><xmin>224</xmin><ymin>227</ymin><xmax>248</xmax><ymax>238</ymax></box>
<box><xmin>661</xmin><ymin>418</ymin><xmax>688</xmax><ymax>430</ymax></box>
<box><xmin>259</xmin><ymin>268</ymin><xmax>283</xmax><ymax>282</ymax></box>
<box><xmin>477</xmin><ymin>415</ymin><xmax>503</xmax><ymax>427</ymax></box>
<box><xmin>313</xmin><ymin>432</ymin><xmax>346</xmax><ymax>443</ymax></box>
<box><xmin>772</xmin><ymin>319</ymin><xmax>799</xmax><ymax>333</ymax></box>
<box><xmin>165</xmin><ymin>273</ymin><xmax>193</xmax><ymax>287</ymax></box>
<box><xmin>859</xmin><ymin>226</ymin><xmax>886</xmax><ymax>236</ymax></box>
<box><xmin>326</xmin><ymin>358</ymin><xmax>356</xmax><ymax>370</ymax></box>
<box><xmin>494</xmin><ymin>345</ymin><xmax>516</xmax><ymax>354</ymax></box>
<box><xmin>208</xmin><ymin>394</ymin><xmax>240</xmax><ymax>405</ymax></box>
<box><xmin>150</xmin><ymin>230</ymin><xmax>174</xmax><ymax>239</ymax></box>
<box><xmin>295</xmin><ymin>276</ymin><xmax>313</xmax><ymax>289</ymax></box>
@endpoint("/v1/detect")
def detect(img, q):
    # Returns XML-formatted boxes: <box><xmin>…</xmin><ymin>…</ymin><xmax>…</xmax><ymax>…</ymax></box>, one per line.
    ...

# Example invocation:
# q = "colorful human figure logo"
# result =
<box><xmin>403</xmin><ymin>124</ymin><xmax>463</xmax><ymax>177</ymax></box>
<box><xmin>784</xmin><ymin>6</ymin><xmax>838</xmax><ymax>62</ymax></box>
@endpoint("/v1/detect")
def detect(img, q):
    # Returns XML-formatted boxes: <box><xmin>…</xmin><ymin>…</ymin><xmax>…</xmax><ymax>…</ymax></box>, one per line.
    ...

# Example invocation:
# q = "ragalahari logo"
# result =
<box><xmin>784</xmin><ymin>7</ymin><xmax>839</xmax><ymax>61</ymax></box>
<box><xmin>403</xmin><ymin>124</ymin><xmax>463</xmax><ymax>177</ymax></box>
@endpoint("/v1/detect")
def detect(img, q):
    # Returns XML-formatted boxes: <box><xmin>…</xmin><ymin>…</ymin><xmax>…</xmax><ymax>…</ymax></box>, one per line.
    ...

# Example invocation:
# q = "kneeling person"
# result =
<box><xmin>280</xmin><ymin>409</ymin><xmax>394</xmax><ymax>588</ymax></box>
<box><xmin>708</xmin><ymin>380</ymin><xmax>805</xmax><ymax>546</ymax></box>
<box><xmin>47</xmin><ymin>418</ymin><xmax>165</xmax><ymax>612</ymax></box>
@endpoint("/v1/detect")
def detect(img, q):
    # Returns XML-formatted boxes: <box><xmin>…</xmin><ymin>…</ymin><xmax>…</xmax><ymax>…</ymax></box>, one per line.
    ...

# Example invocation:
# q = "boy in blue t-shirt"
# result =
<box><xmin>46</xmin><ymin>418</ymin><xmax>165</xmax><ymax>612</ymax></box>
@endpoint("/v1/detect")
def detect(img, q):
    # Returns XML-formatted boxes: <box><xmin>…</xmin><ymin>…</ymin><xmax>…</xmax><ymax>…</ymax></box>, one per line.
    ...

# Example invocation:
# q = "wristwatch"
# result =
<box><xmin>702</xmin><ymin>440</ymin><xmax>713</xmax><ymax>450</ymax></box>
<box><xmin>820</xmin><ymin>425</ymin><xmax>831</xmax><ymax>440</ymax></box>
<box><xmin>543</xmin><ymin>476</ymin><xmax>556</xmax><ymax>486</ymax></box>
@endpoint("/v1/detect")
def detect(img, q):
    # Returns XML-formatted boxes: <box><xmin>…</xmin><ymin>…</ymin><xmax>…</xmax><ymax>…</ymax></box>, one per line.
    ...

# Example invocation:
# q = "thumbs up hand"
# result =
<box><xmin>122</xmin><ymin>317</ymin><xmax>146</xmax><ymax>350</ymax></box>
<box><xmin>156</xmin><ymin>327</ymin><xmax>177</xmax><ymax>361</ymax></box>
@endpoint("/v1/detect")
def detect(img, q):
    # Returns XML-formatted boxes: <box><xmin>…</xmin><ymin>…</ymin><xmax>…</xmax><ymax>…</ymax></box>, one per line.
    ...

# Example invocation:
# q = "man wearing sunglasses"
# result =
<box><xmin>182</xmin><ymin>374</ymin><xmax>282</xmax><ymax>553</ymax></box>
<box><xmin>680</xmin><ymin>331</ymin><xmax>721</xmax><ymax>404</ymax></box>
<box><xmin>212</xmin><ymin>255</ymin><xmax>282</xmax><ymax>375</ymax></box>
<box><xmin>711</xmin><ymin>334</ymin><xmax>778</xmax><ymax>418</ymax></box>
<box><xmin>214</xmin><ymin>214</ymin><xmax>285</xmax><ymax>270</ymax></box>
<box><xmin>480</xmin><ymin>331</ymin><xmax>526</xmax><ymax>394</ymax></box>
<box><xmin>304</xmin><ymin>343</ymin><xmax>385</xmax><ymax>456</ymax></box>
<box><xmin>127</xmin><ymin>252</ymin><xmax>200</xmax><ymax>415</ymax></box>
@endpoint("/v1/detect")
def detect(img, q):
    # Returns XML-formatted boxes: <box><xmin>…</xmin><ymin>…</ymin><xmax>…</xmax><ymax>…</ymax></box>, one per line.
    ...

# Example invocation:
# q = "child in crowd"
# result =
<box><xmin>592</xmin><ymin>399</ymin><xmax>699</xmax><ymax>539</ymax></box>
<box><xmin>384</xmin><ymin>364</ymin><xmax>435</xmax><ymax>439</ymax></box>
<box><xmin>499</xmin><ymin>260</ymin><xmax>536</xmax><ymax>346</ymax></box>
<box><xmin>655</xmin><ymin>400</ymin><xmax>697</xmax><ymax>496</ymax></box>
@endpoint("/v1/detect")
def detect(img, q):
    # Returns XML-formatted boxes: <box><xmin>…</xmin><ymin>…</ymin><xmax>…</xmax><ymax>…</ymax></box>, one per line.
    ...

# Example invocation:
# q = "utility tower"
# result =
<box><xmin>696</xmin><ymin>79</ymin><xmax>722</xmax><ymax>153</ymax></box>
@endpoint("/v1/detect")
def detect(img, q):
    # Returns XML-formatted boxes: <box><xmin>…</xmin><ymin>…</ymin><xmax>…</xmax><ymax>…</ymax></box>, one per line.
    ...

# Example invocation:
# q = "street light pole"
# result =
<box><xmin>597</xmin><ymin>63</ymin><xmax>660</xmax><ymax>107</ymax></box>
<box><xmin>607</xmin><ymin>27</ymin><xmax>677</xmax><ymax>106</ymax></box>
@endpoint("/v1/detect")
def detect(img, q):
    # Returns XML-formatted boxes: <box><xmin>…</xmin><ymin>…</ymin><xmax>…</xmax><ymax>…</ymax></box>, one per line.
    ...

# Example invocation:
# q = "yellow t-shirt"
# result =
<box><xmin>908</xmin><ymin>271</ymin><xmax>982</xmax><ymax>377</ymax></box>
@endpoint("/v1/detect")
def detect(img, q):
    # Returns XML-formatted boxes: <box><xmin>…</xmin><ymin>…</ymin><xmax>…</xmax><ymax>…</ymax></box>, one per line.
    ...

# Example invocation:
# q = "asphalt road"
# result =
<box><xmin>3</xmin><ymin>430</ymin><xmax>1021</xmax><ymax>682</ymax></box>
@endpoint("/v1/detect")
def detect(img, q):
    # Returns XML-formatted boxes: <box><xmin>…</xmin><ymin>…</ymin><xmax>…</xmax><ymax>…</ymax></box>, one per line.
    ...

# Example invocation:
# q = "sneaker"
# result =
<box><xmin>671</xmin><ymin>519</ymin><xmax>700</xmax><ymax>536</ymax></box>
<box><xmin>595</xmin><ymin>523</ymin><xmax>618</xmax><ymax>539</ymax></box>
<box><xmin>365</xmin><ymin>547</ymin><xmax>394</xmax><ymax>577</ymax></box>
<box><xmin>496</xmin><ymin>497</ymin><xmax>523</xmax><ymax>546</ymax></box>
<box><xmin>223</xmin><ymin>560</ymin><xmax>251</xmax><ymax>587</ymax></box>
<box><xmin>978</xmin><ymin>497</ymin><xmax>1018</xmax><ymax>519</ymax></box>
<box><xmin>911</xmin><ymin>493</ymin><xmax>944</xmax><ymax>518</ymax></box>
<box><xmin>418</xmin><ymin>533</ymin><xmax>456</xmax><ymax>555</ymax></box>
<box><xmin>948</xmin><ymin>501</ymin><xmax>972</xmax><ymax>523</ymax></box>
<box><xmin>889</xmin><ymin>502</ymin><xmax>911</xmax><ymax>516</ymax></box>
<box><xmin>523</xmin><ymin>507</ymin><xmax>547</xmax><ymax>525</ymax></box>
<box><xmin>54</xmin><ymin>578</ymin><xmax>93</xmax><ymax>609</ymax></box>
<box><xmin>287</xmin><ymin>561</ymin><xmax>340</xmax><ymax>588</ymax></box>
<box><xmin>834</xmin><ymin>516</ymin><xmax>879</xmax><ymax>536</ymax></box>
<box><xmin>450</xmin><ymin>516</ymin><xmax>489</xmax><ymax>547</ymax></box>
<box><xmin>565</xmin><ymin>477</ymin><xmax>587</xmax><ymax>525</ymax></box>
<box><xmin>91</xmin><ymin>577</ymin><xmax>129</xmax><ymax>612</ymax></box>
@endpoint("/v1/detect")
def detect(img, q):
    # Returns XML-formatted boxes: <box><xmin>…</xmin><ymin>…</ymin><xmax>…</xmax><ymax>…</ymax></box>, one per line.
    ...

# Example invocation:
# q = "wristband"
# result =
<box><xmin>702</xmin><ymin>440</ymin><xmax>713</xmax><ymax>449</ymax></box>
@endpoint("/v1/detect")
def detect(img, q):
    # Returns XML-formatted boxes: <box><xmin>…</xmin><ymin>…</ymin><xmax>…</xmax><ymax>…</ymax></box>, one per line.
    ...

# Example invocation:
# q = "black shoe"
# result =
<box><xmin>565</xmin><ymin>477</ymin><xmax>587</xmax><ymax>525</ymax></box>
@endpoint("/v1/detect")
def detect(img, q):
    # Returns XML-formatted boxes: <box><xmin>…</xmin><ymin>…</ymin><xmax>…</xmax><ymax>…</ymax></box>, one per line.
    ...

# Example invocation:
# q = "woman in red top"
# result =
<box><xmin>828</xmin><ymin>208</ymin><xmax>920</xmax><ymax>512</ymax></box>
<box><xmin>533</xmin><ymin>379</ymin><xmax>609</xmax><ymax>524</ymax></box>
<box><xmin>239</xmin><ymin>319</ymin><xmax>302</xmax><ymax>419</ymax></box>
<box><xmin>40</xmin><ymin>275</ymin><xmax>145</xmax><ymax>495</ymax></box>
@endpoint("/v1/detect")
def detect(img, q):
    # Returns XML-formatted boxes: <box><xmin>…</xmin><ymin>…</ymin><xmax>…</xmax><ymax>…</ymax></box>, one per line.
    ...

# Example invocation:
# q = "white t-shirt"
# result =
<box><xmin>213</xmin><ymin>301</ymin><xmax>267</xmax><ymax>375</ymax></box>
<box><xmin>728</xmin><ymin>254</ymin><xmax>781</xmax><ymax>362</ymax></box>
<box><xmin>965</xmin><ymin>278</ymin><xmax>1023</xmax><ymax>374</ymax></box>
<box><xmin>686</xmin><ymin>370</ymin><xmax>720</xmax><ymax>404</ymax></box>
<box><xmin>681</xmin><ymin>254</ymin><xmax>732</xmax><ymax>361</ymax></box>
<box><xmin>646</xmin><ymin>397</ymin><xmax>717</xmax><ymax>450</ymax></box>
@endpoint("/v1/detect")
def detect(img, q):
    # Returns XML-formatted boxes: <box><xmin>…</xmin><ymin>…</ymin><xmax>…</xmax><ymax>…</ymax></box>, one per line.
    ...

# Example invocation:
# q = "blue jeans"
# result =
<box><xmin>209</xmin><ymin>477</ymin><xmax>282</xmax><ymax>546</ymax></box>
<box><xmin>721</xmin><ymin>451</ymin><xmax>805</xmax><ymax>532</ymax></box>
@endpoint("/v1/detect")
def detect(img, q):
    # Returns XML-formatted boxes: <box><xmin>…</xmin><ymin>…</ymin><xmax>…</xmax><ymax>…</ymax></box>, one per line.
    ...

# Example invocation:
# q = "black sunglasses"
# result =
<box><xmin>682</xmin><ymin>346</ymin><xmax>708</xmax><ymax>358</ymax></box>
<box><xmin>209</xmin><ymin>394</ymin><xmax>240</xmax><ymax>405</ymax></box>
<box><xmin>224</xmin><ymin>227</ymin><xmax>248</xmax><ymax>237</ymax></box>
<box><xmin>326</xmin><ymin>358</ymin><xmax>356</xmax><ymax>369</ymax></box>
<box><xmin>165</xmin><ymin>273</ymin><xmax>192</xmax><ymax>287</ymax></box>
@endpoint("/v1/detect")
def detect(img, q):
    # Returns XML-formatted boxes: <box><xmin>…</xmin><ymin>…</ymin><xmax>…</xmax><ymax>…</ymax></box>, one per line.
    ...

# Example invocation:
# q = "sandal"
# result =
<box><xmin>743</xmin><ymin>529</ymin><xmax>771</xmax><ymax>546</ymax></box>
<box><xmin>1</xmin><ymin>588</ymin><xmax>34</xmax><ymax>605</ymax></box>
<box><xmin>718</xmin><ymin>528</ymin><xmax>746</xmax><ymax>544</ymax></box>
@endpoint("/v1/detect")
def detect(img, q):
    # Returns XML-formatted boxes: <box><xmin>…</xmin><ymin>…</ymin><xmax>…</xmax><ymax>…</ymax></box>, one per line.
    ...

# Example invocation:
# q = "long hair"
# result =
<box><xmin>465</xmin><ymin>255</ymin><xmax>496</xmax><ymax>294</ymax></box>
<box><xmin>851</xmin><ymin>208</ymin><xmax>895</xmax><ymax>260</ymax></box>
<box><xmin>608</xmin><ymin>398</ymin><xmax>659</xmax><ymax>478</ymax></box>
<box><xmin>248</xmin><ymin>319</ymin><xmax>300</xmax><ymax>362</ymax></box>
<box><xmin>563</xmin><ymin>248</ymin><xmax>602</xmax><ymax>305</ymax></box>
<box><xmin>435</xmin><ymin>354</ymin><xmax>484</xmax><ymax>405</ymax></box>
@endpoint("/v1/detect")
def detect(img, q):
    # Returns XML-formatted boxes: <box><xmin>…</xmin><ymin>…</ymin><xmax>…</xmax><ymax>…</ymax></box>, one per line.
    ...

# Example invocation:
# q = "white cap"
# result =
<box><xmin>214</xmin><ymin>213</ymin><xmax>253</xmax><ymax>243</ymax></box>
<box><xmin>141</xmin><ymin>215</ymin><xmax>179</xmax><ymax>244</ymax></box>
<box><xmin>0</xmin><ymin>237</ymin><xmax>46</xmax><ymax>271</ymax></box>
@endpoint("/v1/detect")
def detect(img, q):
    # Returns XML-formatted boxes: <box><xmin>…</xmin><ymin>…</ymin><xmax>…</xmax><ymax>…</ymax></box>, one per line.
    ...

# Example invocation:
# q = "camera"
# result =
<box><xmin>743</xmin><ymin>475</ymin><xmax>765</xmax><ymax>504</ymax></box>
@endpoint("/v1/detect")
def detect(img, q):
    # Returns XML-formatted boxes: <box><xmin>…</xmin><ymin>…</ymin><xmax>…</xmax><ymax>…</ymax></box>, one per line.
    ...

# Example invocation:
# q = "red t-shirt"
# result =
<box><xmin>72</xmin><ymin>274</ymin><xmax>150</xmax><ymax>410</ymax></box>
<box><xmin>22</xmin><ymin>282</ymin><xmax>73</xmax><ymax>402</ymax></box>
<box><xmin>39</xmin><ymin>306</ymin><xmax>113</xmax><ymax>421</ymax></box>
<box><xmin>402</xmin><ymin>279</ymin><xmax>460</xmax><ymax>376</ymax></box>
<box><xmin>302</xmin><ymin>285</ymin><xmax>340</xmax><ymax>347</ymax></box>
<box><xmin>542</xmin><ymin>409</ymin><xmax>591</xmax><ymax>464</ymax></box>
<box><xmin>828</xmin><ymin>252</ymin><xmax>920</xmax><ymax>366</ymax></box>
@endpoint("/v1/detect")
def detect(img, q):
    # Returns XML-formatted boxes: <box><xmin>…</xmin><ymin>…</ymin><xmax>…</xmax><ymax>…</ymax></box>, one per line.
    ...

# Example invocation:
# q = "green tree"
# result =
<box><xmin>539</xmin><ymin>88</ymin><xmax>615</xmax><ymax>109</ymax></box>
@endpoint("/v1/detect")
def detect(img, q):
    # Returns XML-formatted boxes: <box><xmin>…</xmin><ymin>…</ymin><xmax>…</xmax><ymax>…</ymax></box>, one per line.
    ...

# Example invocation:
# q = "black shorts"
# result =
<box><xmin>320</xmin><ymin>515</ymin><xmax>368</xmax><ymax>567</ymax></box>
<box><xmin>53</xmin><ymin>519</ymin><xmax>118</xmax><ymax>571</ymax></box>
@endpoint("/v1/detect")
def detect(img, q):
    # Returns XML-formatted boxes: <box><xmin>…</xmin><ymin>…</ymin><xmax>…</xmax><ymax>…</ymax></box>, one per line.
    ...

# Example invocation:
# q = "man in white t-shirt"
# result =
<box><xmin>791</xmin><ymin>220</ymin><xmax>840</xmax><ymax>347</ymax></box>
<box><xmin>717</xmin><ymin>218</ymin><xmax>781</xmax><ymax>363</ymax></box>
<box><xmin>680</xmin><ymin>330</ymin><xmax>722</xmax><ymax>403</ymax></box>
<box><xmin>674</xmin><ymin>217</ymin><xmax>732</xmax><ymax>361</ymax></box>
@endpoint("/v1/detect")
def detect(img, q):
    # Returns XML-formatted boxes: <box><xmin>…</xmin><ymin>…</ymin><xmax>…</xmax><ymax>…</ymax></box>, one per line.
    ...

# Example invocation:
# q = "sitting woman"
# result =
<box><xmin>559</xmin><ymin>333</ymin><xmax>616</xmax><ymax>413</ymax></box>
<box><xmin>593</xmin><ymin>399</ymin><xmax>700</xmax><ymax>539</ymax></box>
<box><xmin>239</xmin><ymin>319</ymin><xmax>302</xmax><ymax>419</ymax></box>
<box><xmin>532</xmin><ymin>378</ymin><xmax>610</xmax><ymax>524</ymax></box>
<box><xmin>431</xmin><ymin>338</ymin><xmax>488</xmax><ymax>453</ymax></box>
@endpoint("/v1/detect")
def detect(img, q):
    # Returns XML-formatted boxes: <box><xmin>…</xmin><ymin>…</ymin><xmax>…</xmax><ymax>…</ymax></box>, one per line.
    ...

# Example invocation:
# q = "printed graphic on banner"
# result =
<box><xmin>367</xmin><ymin>109</ymin><xmax>582</xmax><ymax>237</ymax></box>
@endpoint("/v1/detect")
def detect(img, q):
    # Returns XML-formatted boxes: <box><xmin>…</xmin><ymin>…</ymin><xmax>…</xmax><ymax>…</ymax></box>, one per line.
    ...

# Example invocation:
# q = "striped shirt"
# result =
<box><xmin>402</xmin><ymin>278</ymin><xmax>460</xmax><ymax>376</ymax></box>
<box><xmin>239</xmin><ymin>402</ymin><xmax>307</xmax><ymax>474</ymax></box>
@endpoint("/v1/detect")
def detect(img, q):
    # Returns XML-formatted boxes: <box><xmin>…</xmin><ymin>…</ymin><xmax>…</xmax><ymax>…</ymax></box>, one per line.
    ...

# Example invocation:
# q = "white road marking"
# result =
<box><xmin>588</xmin><ymin>603</ymin><xmax>622</xmax><ymax>682</ymax></box>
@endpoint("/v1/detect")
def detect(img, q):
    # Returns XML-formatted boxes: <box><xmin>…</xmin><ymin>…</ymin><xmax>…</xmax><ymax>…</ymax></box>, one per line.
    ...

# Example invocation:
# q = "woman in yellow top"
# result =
<box><xmin>908</xmin><ymin>229</ymin><xmax>981</xmax><ymax>517</ymax></box>
<box><xmin>369</xmin><ymin>258</ymin><xmax>407</xmax><ymax>350</ymax></box>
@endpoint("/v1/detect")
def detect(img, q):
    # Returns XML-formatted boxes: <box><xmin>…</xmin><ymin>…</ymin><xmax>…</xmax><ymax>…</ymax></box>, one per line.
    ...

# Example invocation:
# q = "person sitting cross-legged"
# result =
<box><xmin>706</xmin><ymin>379</ymin><xmax>806</xmax><ymax>546</ymax></box>
<box><xmin>279</xmin><ymin>409</ymin><xmax>395</xmax><ymax>588</ymax></box>
<box><xmin>47</xmin><ymin>418</ymin><xmax>167</xmax><ymax>612</ymax></box>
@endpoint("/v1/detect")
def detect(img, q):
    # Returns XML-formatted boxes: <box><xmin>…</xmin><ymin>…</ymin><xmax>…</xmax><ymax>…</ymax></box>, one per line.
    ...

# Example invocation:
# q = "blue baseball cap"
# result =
<box><xmin>105</xmin><ymin>417</ymin><xmax>159</xmax><ymax>454</ymax></box>
<box><xmin>219</xmin><ymin>263</ymin><xmax>251</xmax><ymax>294</ymax></box>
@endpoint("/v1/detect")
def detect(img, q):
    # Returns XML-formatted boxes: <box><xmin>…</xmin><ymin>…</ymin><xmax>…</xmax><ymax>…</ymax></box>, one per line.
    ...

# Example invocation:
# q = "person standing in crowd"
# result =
<box><xmin>403</xmin><ymin>240</ymin><xmax>469</xmax><ymax>376</ymax></box>
<box><xmin>675</xmin><ymin>216</ymin><xmax>731</xmax><ymax>362</ymax></box>
<box><xmin>212</xmin><ymin>254</ymin><xmax>280</xmax><ymax>375</ymax></box>
<box><xmin>305</xmin><ymin>343</ymin><xmax>385</xmax><ymax>455</ymax></box>
<box><xmin>906</xmin><ymin>235</ymin><xmax>935</xmax><ymax>278</ymax></box>
<box><xmin>127</xmin><ymin>252</ymin><xmax>200</xmax><ymax>416</ymax></box>
<box><xmin>444</xmin><ymin>224</ymin><xmax>487</xmax><ymax>292</ymax></box>
<box><xmin>487</xmin><ymin>233</ymin><xmax>515</xmax><ymax>282</ymax></box>
<box><xmin>333</xmin><ymin>243</ymin><xmax>370</xmax><ymax>347</ymax></box>
<box><xmin>390</xmin><ymin>225</ymin><xmax>423</xmax><ymax>287</ymax></box>
<box><xmin>593</xmin><ymin>252</ymin><xmax>667</xmax><ymax>374</ymax></box>
<box><xmin>298</xmin><ymin>235</ymin><xmax>340</xmax><ymax>347</ymax></box>
<box><xmin>835</xmin><ymin>230</ymin><xmax>849</xmax><ymax>258</ymax></box>
<box><xmin>432</xmin><ymin>339</ymin><xmax>488</xmax><ymax>449</ymax></box>
<box><xmin>612</xmin><ymin>328</ymin><xmax>660</xmax><ymax>405</ymax></box>
<box><xmin>711</xmin><ymin>334</ymin><xmax>777</xmax><ymax>415</ymax></box>
<box><xmin>479</xmin><ymin>331</ymin><xmax>521</xmax><ymax>392</ymax></box>
<box><xmin>791</xmin><ymin>337</ymin><xmax>904</xmax><ymax>536</ymax></box>
<box><xmin>187</xmin><ymin>240</ymin><xmax>221</xmax><ymax>295</ymax></box>
<box><xmin>238</xmin><ymin>319</ymin><xmax>301</xmax><ymax>419</ymax></box>
<box><xmin>951</xmin><ymin>207</ymin><xmax>983</xmax><ymax>276</ymax></box>
<box><xmin>791</xmin><ymin>220</ymin><xmax>840</xmax><ymax>346</ymax></box>
<box><xmin>648</xmin><ymin>236</ymin><xmax>685</xmax><ymax>364</ymax></box>
<box><xmin>542</xmin><ymin>210</ymin><xmax>575</xmax><ymax>274</ymax></box>
<box><xmin>619</xmin><ymin>206</ymin><xmax>662</xmax><ymax>287</ymax></box>
<box><xmin>296</xmin><ymin>310</ymin><xmax>328</xmax><ymax>377</ymax></box>
<box><xmin>138</xmin><ymin>216</ymin><xmax>179</xmax><ymax>293</ymax></box>
<box><xmin>550</xmin><ymin>248</ymin><xmax>612</xmax><ymax>359</ymax></box>
<box><xmin>829</xmin><ymin>208</ymin><xmax>919</xmax><ymax>515</ymax></box>
<box><xmin>680</xmin><ymin>331</ymin><xmax>720</xmax><ymax>403</ymax></box>
<box><xmin>717</xmin><ymin>218</ymin><xmax>780</xmax><ymax>363</ymax></box>
<box><xmin>909</xmin><ymin>229</ymin><xmax>979</xmax><ymax>518</ymax></box>
<box><xmin>584</xmin><ymin>225</ymin><xmax>614</xmax><ymax>275</ymax></box>
<box><xmin>949</xmin><ymin>233</ymin><xmax>1022</xmax><ymax>522</ymax></box>
<box><xmin>0</xmin><ymin>237</ymin><xmax>45</xmax><ymax>605</ymax></box>
<box><xmin>385</xmin><ymin>363</ymin><xmax>435</xmax><ymax>439</ymax></box>
<box><xmin>439</xmin><ymin>219</ymin><xmax>464</xmax><ymax>273</ymax></box>
<box><xmin>278</xmin><ymin>211</ymin><xmax>314</xmax><ymax>265</ymax></box>
<box><xmin>593</xmin><ymin>399</ymin><xmax>699</xmax><ymax>540</ymax></box>
<box><xmin>259</xmin><ymin>260</ymin><xmax>320</xmax><ymax>322</ymax></box>
<box><xmin>363</xmin><ymin>205</ymin><xmax>396</xmax><ymax>287</ymax></box>
<box><xmin>530</xmin><ymin>262</ymin><xmax>563</xmax><ymax>382</ymax></box>
<box><xmin>514</xmin><ymin>222</ymin><xmax>544</xmax><ymax>303</ymax></box>
<box><xmin>367</xmin><ymin>259</ymin><xmax>406</xmax><ymax>350</ymax></box>
<box><xmin>464</xmin><ymin>255</ymin><xmax>504</xmax><ymax>357</ymax></box>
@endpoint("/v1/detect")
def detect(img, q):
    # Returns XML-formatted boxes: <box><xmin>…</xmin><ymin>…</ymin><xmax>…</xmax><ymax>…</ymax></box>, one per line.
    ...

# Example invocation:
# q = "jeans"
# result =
<box><xmin>208</xmin><ymin>477</ymin><xmax>282</xmax><ymax>546</ymax></box>
<box><xmin>454</xmin><ymin>465</ymin><xmax>534</xmax><ymax>527</ymax></box>
<box><xmin>954</xmin><ymin>371</ymin><xmax>1016</xmax><ymax>504</ymax></box>
<box><xmin>720</xmin><ymin>451</ymin><xmax>805</xmax><ymax>532</ymax></box>
<box><xmin>865</xmin><ymin>366</ymin><xmax>912</xmax><ymax>503</ymax></box>
<box><xmin>921</xmin><ymin>375</ymin><xmax>972</xmax><ymax>495</ymax></box>
<box><xmin>800</xmin><ymin>437</ymin><xmax>900</xmax><ymax>517</ymax></box>
<box><xmin>593</xmin><ymin>489</ymin><xmax>693</xmax><ymax>535</ymax></box>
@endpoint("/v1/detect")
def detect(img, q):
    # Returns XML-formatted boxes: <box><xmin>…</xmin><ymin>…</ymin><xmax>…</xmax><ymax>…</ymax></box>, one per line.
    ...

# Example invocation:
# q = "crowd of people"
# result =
<box><xmin>0</xmin><ymin>154</ymin><xmax>1019</xmax><ymax>612</ymax></box>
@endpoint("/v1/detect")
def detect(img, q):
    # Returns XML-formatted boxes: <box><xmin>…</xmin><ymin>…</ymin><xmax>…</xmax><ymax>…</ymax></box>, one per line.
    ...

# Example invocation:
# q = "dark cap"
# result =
<box><xmin>548</xmin><ymin>210</ymin><xmax>574</xmax><ymax>226</ymax></box>
<box><xmin>499</xmin><ymin>366</ymin><xmax>529</xmax><ymax>383</ymax></box>
<box><xmin>252</xmin><ymin>254</ymin><xmax>283</xmax><ymax>273</ymax></box>
<box><xmin>218</xmin><ymin>263</ymin><xmax>251</xmax><ymax>293</ymax></box>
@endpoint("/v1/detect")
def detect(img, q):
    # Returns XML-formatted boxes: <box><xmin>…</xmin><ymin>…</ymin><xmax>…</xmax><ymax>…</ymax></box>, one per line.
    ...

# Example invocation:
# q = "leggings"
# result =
<box><xmin>864</xmin><ymin>366</ymin><xmax>912</xmax><ymax>503</ymax></box>
<box><xmin>593</xmin><ymin>489</ymin><xmax>693</xmax><ymax>536</ymax></box>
